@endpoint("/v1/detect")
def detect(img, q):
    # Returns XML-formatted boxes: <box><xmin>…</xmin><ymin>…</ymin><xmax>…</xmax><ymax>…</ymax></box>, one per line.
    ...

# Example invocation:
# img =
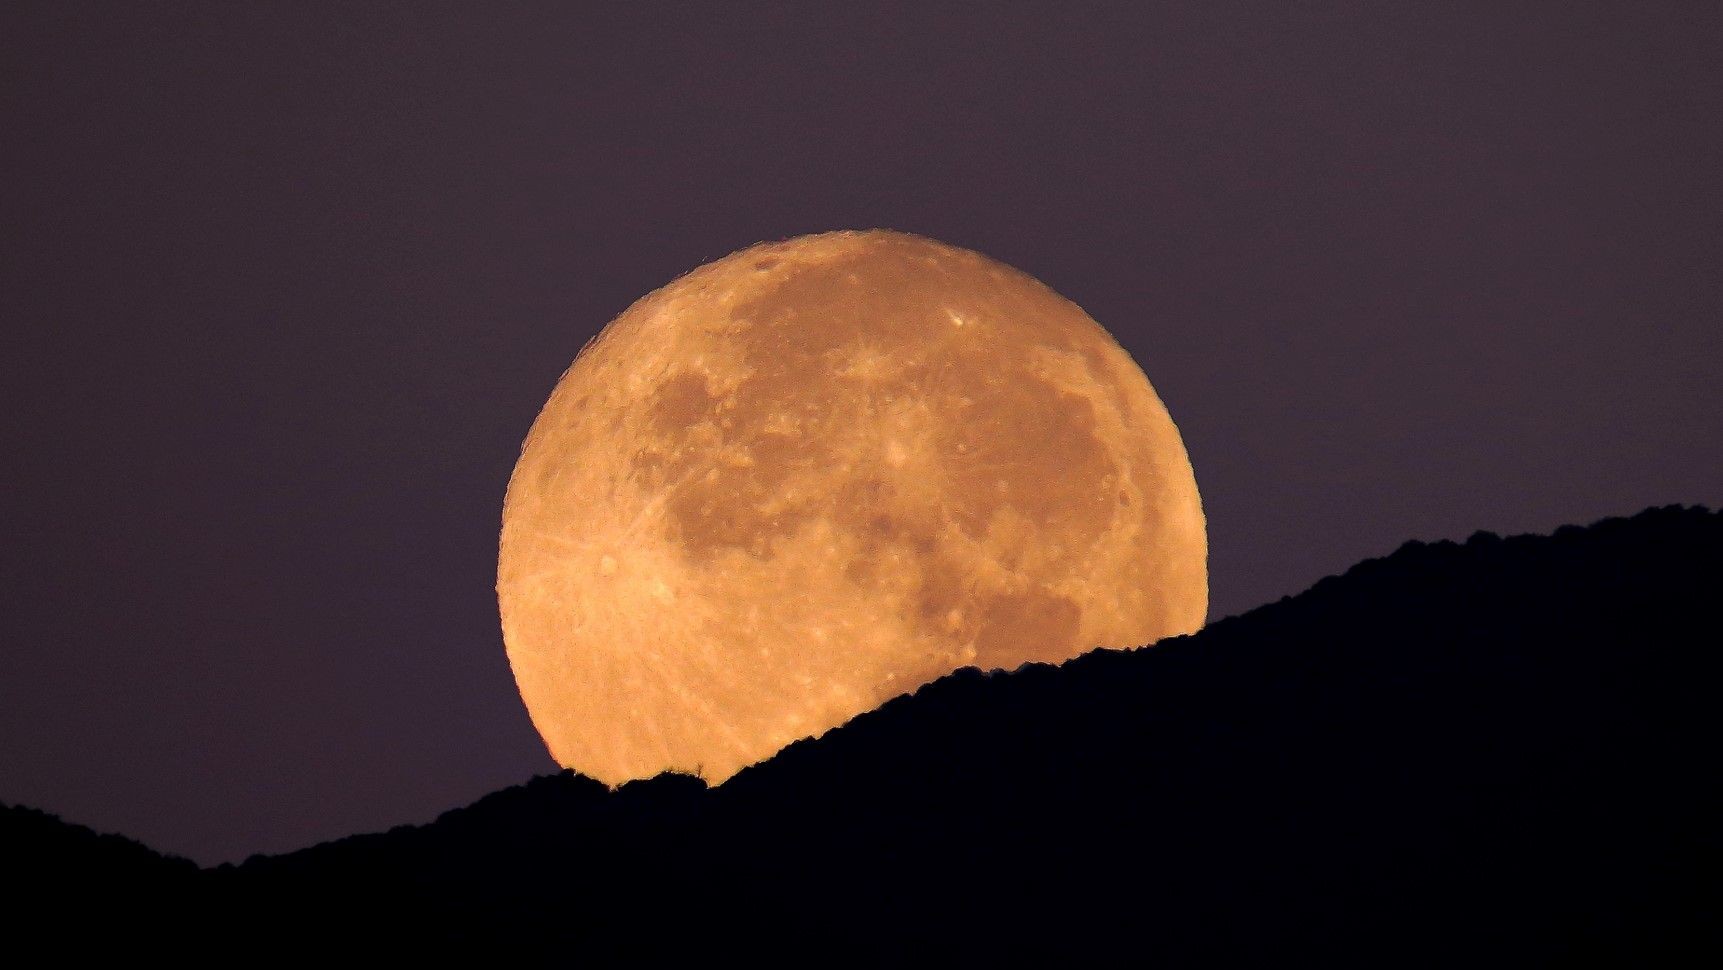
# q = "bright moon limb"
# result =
<box><xmin>498</xmin><ymin>230</ymin><xmax>1206</xmax><ymax>785</ymax></box>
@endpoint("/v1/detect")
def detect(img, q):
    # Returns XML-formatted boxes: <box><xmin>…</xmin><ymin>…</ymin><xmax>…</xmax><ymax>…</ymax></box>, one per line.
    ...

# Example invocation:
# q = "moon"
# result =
<box><xmin>498</xmin><ymin>230</ymin><xmax>1206</xmax><ymax>785</ymax></box>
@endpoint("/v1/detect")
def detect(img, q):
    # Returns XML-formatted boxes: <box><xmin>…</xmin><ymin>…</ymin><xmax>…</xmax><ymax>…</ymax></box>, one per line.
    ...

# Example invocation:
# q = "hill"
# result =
<box><xmin>7</xmin><ymin>506</ymin><xmax>1720</xmax><ymax>963</ymax></box>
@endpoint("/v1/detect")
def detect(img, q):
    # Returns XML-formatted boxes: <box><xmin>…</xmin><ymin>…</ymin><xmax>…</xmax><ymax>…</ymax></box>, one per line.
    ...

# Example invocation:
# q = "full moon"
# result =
<box><xmin>498</xmin><ymin>230</ymin><xmax>1206</xmax><ymax>785</ymax></box>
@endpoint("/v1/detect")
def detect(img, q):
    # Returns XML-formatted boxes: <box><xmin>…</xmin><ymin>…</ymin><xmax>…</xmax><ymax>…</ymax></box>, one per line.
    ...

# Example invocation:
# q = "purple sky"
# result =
<box><xmin>2</xmin><ymin>3</ymin><xmax>1718</xmax><ymax>865</ymax></box>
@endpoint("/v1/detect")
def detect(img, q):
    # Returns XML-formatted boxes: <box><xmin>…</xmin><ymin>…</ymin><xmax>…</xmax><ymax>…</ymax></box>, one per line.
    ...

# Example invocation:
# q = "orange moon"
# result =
<box><xmin>498</xmin><ymin>230</ymin><xmax>1206</xmax><ymax>785</ymax></box>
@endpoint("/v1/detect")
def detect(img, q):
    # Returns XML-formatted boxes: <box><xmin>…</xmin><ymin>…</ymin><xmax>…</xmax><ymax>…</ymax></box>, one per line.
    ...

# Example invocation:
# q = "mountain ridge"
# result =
<box><xmin>7</xmin><ymin>505</ymin><xmax>1720</xmax><ymax>962</ymax></box>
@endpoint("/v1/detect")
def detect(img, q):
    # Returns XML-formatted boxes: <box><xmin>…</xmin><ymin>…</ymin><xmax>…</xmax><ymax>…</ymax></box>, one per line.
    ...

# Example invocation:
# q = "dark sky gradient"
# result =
<box><xmin>2</xmin><ymin>3</ymin><xmax>1718</xmax><ymax>864</ymax></box>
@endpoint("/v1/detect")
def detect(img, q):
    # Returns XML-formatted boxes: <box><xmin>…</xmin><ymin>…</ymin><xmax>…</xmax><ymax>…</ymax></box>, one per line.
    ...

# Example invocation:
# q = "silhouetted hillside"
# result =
<box><xmin>1</xmin><ymin>803</ymin><xmax>195</xmax><ymax>881</ymax></box>
<box><xmin>8</xmin><ymin>506</ymin><xmax>1721</xmax><ymax>964</ymax></box>
<box><xmin>0</xmin><ymin>803</ymin><xmax>198</xmax><ymax>948</ymax></box>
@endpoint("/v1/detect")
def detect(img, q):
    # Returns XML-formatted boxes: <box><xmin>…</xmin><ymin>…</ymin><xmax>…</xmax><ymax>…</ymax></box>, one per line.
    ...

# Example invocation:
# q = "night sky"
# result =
<box><xmin>3</xmin><ymin>3</ymin><xmax>1717</xmax><ymax>865</ymax></box>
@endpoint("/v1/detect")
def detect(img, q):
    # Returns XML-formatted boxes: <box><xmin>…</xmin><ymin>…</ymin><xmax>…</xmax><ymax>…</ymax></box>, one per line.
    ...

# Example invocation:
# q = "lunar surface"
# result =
<box><xmin>498</xmin><ymin>230</ymin><xmax>1206</xmax><ymax>785</ymax></box>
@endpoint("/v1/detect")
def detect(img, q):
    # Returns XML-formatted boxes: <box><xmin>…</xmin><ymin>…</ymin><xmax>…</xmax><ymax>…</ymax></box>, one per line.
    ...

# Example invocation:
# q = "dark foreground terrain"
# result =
<box><xmin>7</xmin><ymin>506</ymin><xmax>1720</xmax><ymax>963</ymax></box>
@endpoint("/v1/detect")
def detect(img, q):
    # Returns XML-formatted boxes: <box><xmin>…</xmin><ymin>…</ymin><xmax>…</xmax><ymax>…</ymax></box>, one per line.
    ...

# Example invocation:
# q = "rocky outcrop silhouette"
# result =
<box><xmin>7</xmin><ymin>506</ymin><xmax>1720</xmax><ymax>963</ymax></box>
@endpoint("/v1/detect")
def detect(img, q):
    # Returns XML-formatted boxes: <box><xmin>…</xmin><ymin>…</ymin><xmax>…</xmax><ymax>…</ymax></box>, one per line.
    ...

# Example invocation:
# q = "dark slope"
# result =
<box><xmin>10</xmin><ymin>506</ymin><xmax>1722</xmax><ymax>963</ymax></box>
<box><xmin>1</xmin><ymin>803</ymin><xmax>196</xmax><ymax>882</ymax></box>
<box><xmin>0</xmin><ymin>803</ymin><xmax>198</xmax><ymax>948</ymax></box>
